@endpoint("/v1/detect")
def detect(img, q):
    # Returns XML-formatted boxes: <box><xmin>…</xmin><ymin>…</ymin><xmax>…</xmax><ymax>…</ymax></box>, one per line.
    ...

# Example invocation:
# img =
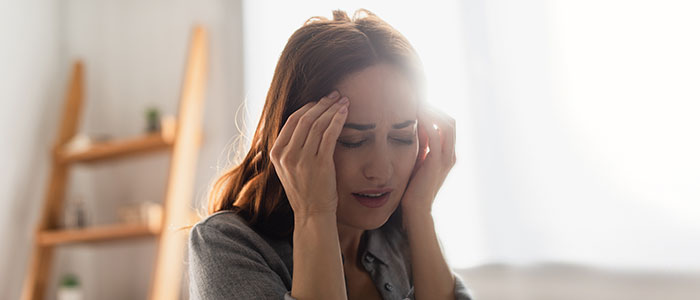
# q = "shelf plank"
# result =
<box><xmin>37</xmin><ymin>223</ymin><xmax>161</xmax><ymax>246</ymax></box>
<box><xmin>57</xmin><ymin>130</ymin><xmax>175</xmax><ymax>164</ymax></box>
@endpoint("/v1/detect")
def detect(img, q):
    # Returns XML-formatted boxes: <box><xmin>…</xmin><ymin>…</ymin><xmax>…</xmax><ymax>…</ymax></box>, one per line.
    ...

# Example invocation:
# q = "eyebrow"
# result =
<box><xmin>343</xmin><ymin>120</ymin><xmax>416</xmax><ymax>131</ymax></box>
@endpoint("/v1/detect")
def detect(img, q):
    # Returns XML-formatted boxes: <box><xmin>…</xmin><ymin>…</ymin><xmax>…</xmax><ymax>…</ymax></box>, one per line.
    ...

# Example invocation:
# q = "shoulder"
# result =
<box><xmin>190</xmin><ymin>210</ymin><xmax>256</xmax><ymax>242</ymax></box>
<box><xmin>188</xmin><ymin>211</ymin><xmax>260</xmax><ymax>263</ymax></box>
<box><xmin>193</xmin><ymin>210</ymin><xmax>251</xmax><ymax>232</ymax></box>
<box><xmin>188</xmin><ymin>211</ymin><xmax>294</xmax><ymax>298</ymax></box>
<box><xmin>188</xmin><ymin>210</ymin><xmax>285</xmax><ymax>260</ymax></box>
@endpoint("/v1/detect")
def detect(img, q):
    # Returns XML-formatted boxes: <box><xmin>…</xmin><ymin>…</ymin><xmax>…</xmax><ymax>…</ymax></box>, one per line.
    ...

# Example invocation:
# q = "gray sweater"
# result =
<box><xmin>188</xmin><ymin>210</ymin><xmax>472</xmax><ymax>299</ymax></box>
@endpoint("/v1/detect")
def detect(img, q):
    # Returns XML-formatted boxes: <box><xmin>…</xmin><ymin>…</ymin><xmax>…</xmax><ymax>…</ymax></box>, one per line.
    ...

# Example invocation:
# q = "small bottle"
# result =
<box><xmin>63</xmin><ymin>198</ymin><xmax>76</xmax><ymax>229</ymax></box>
<box><xmin>63</xmin><ymin>196</ymin><xmax>87</xmax><ymax>229</ymax></box>
<box><xmin>75</xmin><ymin>197</ymin><xmax>86</xmax><ymax>228</ymax></box>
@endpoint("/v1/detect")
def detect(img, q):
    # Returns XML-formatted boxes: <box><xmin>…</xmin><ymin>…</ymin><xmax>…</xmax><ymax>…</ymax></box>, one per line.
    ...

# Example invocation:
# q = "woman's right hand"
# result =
<box><xmin>270</xmin><ymin>91</ymin><xmax>349</xmax><ymax>219</ymax></box>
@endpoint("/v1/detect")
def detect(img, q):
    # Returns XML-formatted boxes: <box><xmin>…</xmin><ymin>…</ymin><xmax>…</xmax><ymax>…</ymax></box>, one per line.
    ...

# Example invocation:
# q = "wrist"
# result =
<box><xmin>401</xmin><ymin>201</ymin><xmax>432</xmax><ymax>218</ymax></box>
<box><xmin>401</xmin><ymin>207</ymin><xmax>433</xmax><ymax>230</ymax></box>
<box><xmin>294</xmin><ymin>210</ymin><xmax>337</xmax><ymax>227</ymax></box>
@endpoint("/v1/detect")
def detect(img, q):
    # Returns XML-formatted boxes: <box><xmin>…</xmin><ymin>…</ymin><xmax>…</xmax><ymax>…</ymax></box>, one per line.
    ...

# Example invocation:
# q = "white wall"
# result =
<box><xmin>463</xmin><ymin>0</ymin><xmax>700</xmax><ymax>271</ymax></box>
<box><xmin>0</xmin><ymin>0</ymin><xmax>63</xmax><ymax>298</ymax></box>
<box><xmin>0</xmin><ymin>1</ymin><xmax>244</xmax><ymax>299</ymax></box>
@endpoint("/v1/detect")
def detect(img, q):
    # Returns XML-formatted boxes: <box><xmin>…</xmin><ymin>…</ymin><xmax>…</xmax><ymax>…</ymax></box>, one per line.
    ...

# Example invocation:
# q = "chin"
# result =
<box><xmin>338</xmin><ymin>199</ymin><xmax>400</xmax><ymax>230</ymax></box>
<box><xmin>339</xmin><ymin>216</ymin><xmax>388</xmax><ymax>231</ymax></box>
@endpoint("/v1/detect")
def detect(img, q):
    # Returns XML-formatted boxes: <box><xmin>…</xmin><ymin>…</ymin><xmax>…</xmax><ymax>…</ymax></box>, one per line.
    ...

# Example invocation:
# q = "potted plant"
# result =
<box><xmin>57</xmin><ymin>273</ymin><xmax>83</xmax><ymax>300</ymax></box>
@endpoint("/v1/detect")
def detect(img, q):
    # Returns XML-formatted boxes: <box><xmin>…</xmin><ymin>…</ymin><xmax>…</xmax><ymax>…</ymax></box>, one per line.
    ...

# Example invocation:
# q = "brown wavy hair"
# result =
<box><xmin>204</xmin><ymin>9</ymin><xmax>425</xmax><ymax>240</ymax></box>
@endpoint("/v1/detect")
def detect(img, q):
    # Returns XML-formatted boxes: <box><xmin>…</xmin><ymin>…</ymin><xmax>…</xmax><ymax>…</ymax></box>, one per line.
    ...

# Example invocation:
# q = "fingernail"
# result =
<box><xmin>339</xmin><ymin>96</ymin><xmax>349</xmax><ymax>104</ymax></box>
<box><xmin>329</xmin><ymin>91</ymin><xmax>340</xmax><ymax>99</ymax></box>
<box><xmin>338</xmin><ymin>106</ymin><xmax>348</xmax><ymax>114</ymax></box>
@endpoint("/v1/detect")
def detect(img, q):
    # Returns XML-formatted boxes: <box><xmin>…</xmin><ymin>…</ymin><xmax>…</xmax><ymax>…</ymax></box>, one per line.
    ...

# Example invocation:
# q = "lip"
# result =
<box><xmin>352</xmin><ymin>188</ymin><xmax>393</xmax><ymax>208</ymax></box>
<box><xmin>354</xmin><ymin>188</ymin><xmax>394</xmax><ymax>195</ymax></box>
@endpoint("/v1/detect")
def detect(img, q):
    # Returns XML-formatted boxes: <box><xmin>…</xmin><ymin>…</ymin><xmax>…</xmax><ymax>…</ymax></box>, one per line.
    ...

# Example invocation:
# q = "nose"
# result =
<box><xmin>362</xmin><ymin>144</ymin><xmax>393</xmax><ymax>184</ymax></box>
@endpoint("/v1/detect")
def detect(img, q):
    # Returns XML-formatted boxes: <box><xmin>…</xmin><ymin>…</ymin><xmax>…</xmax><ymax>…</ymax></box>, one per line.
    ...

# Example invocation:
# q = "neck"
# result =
<box><xmin>337</xmin><ymin>222</ymin><xmax>365</xmax><ymax>268</ymax></box>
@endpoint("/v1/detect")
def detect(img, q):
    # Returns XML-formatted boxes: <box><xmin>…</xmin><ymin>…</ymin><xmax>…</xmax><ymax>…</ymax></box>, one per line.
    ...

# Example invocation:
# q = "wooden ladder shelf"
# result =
<box><xmin>21</xmin><ymin>26</ymin><xmax>208</xmax><ymax>300</ymax></box>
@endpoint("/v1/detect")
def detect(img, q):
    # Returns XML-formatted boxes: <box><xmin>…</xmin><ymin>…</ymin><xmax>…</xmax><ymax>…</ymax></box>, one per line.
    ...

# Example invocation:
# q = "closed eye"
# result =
<box><xmin>392</xmin><ymin>137</ymin><xmax>414</xmax><ymax>145</ymax></box>
<box><xmin>338</xmin><ymin>140</ymin><xmax>366</xmax><ymax>148</ymax></box>
<box><xmin>338</xmin><ymin>137</ymin><xmax>414</xmax><ymax>148</ymax></box>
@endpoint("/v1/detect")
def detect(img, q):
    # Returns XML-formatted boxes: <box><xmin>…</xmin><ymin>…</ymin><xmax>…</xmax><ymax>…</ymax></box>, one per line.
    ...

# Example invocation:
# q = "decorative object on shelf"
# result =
<box><xmin>62</xmin><ymin>196</ymin><xmax>87</xmax><ymax>229</ymax></box>
<box><xmin>57</xmin><ymin>273</ymin><xmax>83</xmax><ymax>300</ymax></box>
<box><xmin>63</xmin><ymin>133</ymin><xmax>114</xmax><ymax>155</ymax></box>
<box><xmin>145</xmin><ymin>107</ymin><xmax>161</xmax><ymax>132</ymax></box>
<box><xmin>91</xmin><ymin>133</ymin><xmax>112</xmax><ymax>143</ymax></box>
<box><xmin>63</xmin><ymin>134</ymin><xmax>92</xmax><ymax>153</ymax></box>
<box><xmin>118</xmin><ymin>201</ymin><xmax>163</xmax><ymax>230</ymax></box>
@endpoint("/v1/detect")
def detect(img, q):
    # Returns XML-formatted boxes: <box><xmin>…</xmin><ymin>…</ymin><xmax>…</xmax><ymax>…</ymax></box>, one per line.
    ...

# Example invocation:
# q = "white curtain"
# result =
<box><xmin>242</xmin><ymin>0</ymin><xmax>700</xmax><ymax>271</ymax></box>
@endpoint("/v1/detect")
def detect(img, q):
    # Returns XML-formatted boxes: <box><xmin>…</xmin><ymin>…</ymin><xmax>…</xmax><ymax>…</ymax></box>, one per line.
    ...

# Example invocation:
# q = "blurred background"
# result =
<box><xmin>2</xmin><ymin>0</ymin><xmax>699</xmax><ymax>299</ymax></box>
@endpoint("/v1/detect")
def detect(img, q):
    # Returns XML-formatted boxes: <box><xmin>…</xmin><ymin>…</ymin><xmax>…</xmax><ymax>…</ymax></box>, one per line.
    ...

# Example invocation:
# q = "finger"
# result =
<box><xmin>416</xmin><ymin>103</ymin><xmax>431</xmax><ymax>161</ymax></box>
<box><xmin>431</xmin><ymin>108</ymin><xmax>455</xmax><ymax>159</ymax></box>
<box><xmin>416</xmin><ymin>118</ymin><xmax>429</xmax><ymax>161</ymax></box>
<box><xmin>448</xmin><ymin>113</ymin><xmax>457</xmax><ymax>163</ymax></box>
<box><xmin>411</xmin><ymin>121</ymin><xmax>429</xmax><ymax>177</ymax></box>
<box><xmin>303</xmin><ymin>97</ymin><xmax>349</xmax><ymax>155</ymax></box>
<box><xmin>317</xmin><ymin>102</ymin><xmax>349</xmax><ymax>159</ymax></box>
<box><xmin>275</xmin><ymin>102</ymin><xmax>314</xmax><ymax>149</ymax></box>
<box><xmin>271</xmin><ymin>102</ymin><xmax>314</xmax><ymax>163</ymax></box>
<box><xmin>288</xmin><ymin>91</ymin><xmax>342</xmax><ymax>150</ymax></box>
<box><xmin>419</xmin><ymin>108</ymin><xmax>441</xmax><ymax>157</ymax></box>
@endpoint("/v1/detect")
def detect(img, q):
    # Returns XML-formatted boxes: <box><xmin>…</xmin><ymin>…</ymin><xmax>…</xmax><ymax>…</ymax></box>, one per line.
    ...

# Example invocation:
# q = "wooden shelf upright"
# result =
<box><xmin>21</xmin><ymin>26</ymin><xmax>208</xmax><ymax>300</ymax></box>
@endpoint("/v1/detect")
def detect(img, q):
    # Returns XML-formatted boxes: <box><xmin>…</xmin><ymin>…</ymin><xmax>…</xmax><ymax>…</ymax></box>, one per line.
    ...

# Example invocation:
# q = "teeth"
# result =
<box><xmin>357</xmin><ymin>192</ymin><xmax>385</xmax><ymax>198</ymax></box>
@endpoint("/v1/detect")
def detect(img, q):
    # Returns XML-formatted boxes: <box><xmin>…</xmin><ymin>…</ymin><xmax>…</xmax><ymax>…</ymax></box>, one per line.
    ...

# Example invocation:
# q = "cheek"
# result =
<box><xmin>333</xmin><ymin>150</ymin><xmax>355</xmax><ymax>186</ymax></box>
<box><xmin>394</xmin><ymin>145</ymin><xmax>419</xmax><ymax>180</ymax></box>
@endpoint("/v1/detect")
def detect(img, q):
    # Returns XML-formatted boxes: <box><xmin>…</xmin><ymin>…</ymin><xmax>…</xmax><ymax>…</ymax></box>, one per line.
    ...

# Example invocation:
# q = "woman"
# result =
<box><xmin>189</xmin><ymin>9</ymin><xmax>472</xmax><ymax>300</ymax></box>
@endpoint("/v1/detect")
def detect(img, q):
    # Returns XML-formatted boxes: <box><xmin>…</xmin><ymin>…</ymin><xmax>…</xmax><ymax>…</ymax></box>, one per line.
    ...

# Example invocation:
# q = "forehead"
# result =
<box><xmin>335</xmin><ymin>63</ymin><xmax>418</xmax><ymax>124</ymax></box>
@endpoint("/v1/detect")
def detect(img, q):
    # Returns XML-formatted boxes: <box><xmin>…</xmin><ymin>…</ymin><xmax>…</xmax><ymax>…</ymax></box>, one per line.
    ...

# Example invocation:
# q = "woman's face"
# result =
<box><xmin>333</xmin><ymin>63</ymin><xmax>420</xmax><ymax>230</ymax></box>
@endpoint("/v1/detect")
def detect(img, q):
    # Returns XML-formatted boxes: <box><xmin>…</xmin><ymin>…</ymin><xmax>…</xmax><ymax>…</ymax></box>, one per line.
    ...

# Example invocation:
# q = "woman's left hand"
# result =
<box><xmin>401</xmin><ymin>106</ymin><xmax>456</xmax><ymax>219</ymax></box>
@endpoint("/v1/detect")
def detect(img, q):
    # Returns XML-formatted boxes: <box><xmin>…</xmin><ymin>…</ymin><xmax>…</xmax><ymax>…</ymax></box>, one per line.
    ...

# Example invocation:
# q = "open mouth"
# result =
<box><xmin>352</xmin><ymin>192</ymin><xmax>389</xmax><ymax>198</ymax></box>
<box><xmin>352</xmin><ymin>189</ymin><xmax>392</xmax><ymax>208</ymax></box>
